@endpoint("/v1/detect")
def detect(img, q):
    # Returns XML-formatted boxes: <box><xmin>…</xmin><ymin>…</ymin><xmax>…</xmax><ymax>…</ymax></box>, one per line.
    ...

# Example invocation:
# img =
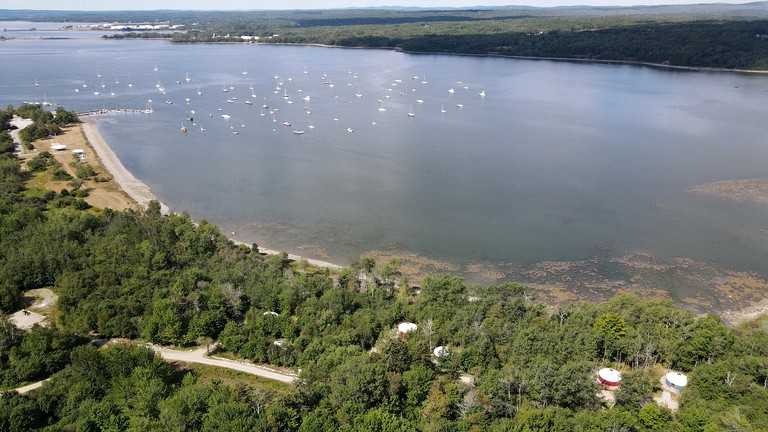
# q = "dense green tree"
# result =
<box><xmin>615</xmin><ymin>369</ymin><xmax>656</xmax><ymax>410</ymax></box>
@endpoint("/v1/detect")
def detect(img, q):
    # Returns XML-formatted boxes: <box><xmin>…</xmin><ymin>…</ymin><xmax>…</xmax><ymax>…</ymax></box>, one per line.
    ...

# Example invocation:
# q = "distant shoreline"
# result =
<box><xmin>81</xmin><ymin>117</ymin><xmax>342</xmax><ymax>271</ymax></box>
<box><xmin>131</xmin><ymin>38</ymin><xmax>768</xmax><ymax>76</ymax></box>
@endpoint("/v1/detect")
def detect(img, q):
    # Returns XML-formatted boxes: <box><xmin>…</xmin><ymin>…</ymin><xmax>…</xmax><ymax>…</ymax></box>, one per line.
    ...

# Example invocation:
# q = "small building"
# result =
<box><xmin>50</xmin><ymin>143</ymin><xmax>67</xmax><ymax>151</ymax></box>
<box><xmin>397</xmin><ymin>322</ymin><xmax>418</xmax><ymax>335</ymax></box>
<box><xmin>598</xmin><ymin>368</ymin><xmax>622</xmax><ymax>387</ymax></box>
<box><xmin>665</xmin><ymin>371</ymin><xmax>688</xmax><ymax>392</ymax></box>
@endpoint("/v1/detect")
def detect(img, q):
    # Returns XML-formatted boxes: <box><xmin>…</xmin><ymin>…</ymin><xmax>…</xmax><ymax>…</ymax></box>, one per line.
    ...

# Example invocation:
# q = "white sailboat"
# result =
<box><xmin>34</xmin><ymin>77</ymin><xmax>39</xmax><ymax>87</ymax></box>
<box><xmin>408</xmin><ymin>104</ymin><xmax>415</xmax><ymax>117</ymax></box>
<box><xmin>355</xmin><ymin>88</ymin><xmax>362</xmax><ymax>98</ymax></box>
<box><xmin>440</xmin><ymin>104</ymin><xmax>446</xmax><ymax>113</ymax></box>
<box><xmin>153</xmin><ymin>64</ymin><xmax>159</xmax><ymax>72</ymax></box>
<box><xmin>185</xmin><ymin>72</ymin><xmax>191</xmax><ymax>82</ymax></box>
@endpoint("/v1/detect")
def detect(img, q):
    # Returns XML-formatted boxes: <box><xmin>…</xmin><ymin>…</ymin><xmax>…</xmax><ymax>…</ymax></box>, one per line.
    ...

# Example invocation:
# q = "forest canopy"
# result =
<box><xmin>2</xmin><ymin>104</ymin><xmax>768</xmax><ymax>430</ymax></box>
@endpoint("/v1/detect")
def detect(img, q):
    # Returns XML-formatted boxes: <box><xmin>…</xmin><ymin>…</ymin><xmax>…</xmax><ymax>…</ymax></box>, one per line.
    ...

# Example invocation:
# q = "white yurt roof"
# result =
<box><xmin>433</xmin><ymin>346</ymin><xmax>449</xmax><ymax>357</ymax></box>
<box><xmin>666</xmin><ymin>371</ymin><xmax>688</xmax><ymax>387</ymax></box>
<box><xmin>598</xmin><ymin>368</ymin><xmax>622</xmax><ymax>383</ymax></box>
<box><xmin>397</xmin><ymin>322</ymin><xmax>418</xmax><ymax>333</ymax></box>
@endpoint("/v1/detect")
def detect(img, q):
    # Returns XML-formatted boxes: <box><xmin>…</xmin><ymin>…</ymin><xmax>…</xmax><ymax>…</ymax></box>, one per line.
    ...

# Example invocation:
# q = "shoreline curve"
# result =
<box><xmin>81</xmin><ymin>117</ymin><xmax>342</xmax><ymax>271</ymax></box>
<box><xmin>81</xmin><ymin>118</ymin><xmax>171</xmax><ymax>215</ymax></box>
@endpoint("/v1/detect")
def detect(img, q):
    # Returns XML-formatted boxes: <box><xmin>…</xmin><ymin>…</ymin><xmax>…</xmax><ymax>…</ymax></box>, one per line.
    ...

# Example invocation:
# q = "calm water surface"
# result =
<box><xmin>2</xmin><ymin>36</ymin><xmax>768</xmax><ymax>280</ymax></box>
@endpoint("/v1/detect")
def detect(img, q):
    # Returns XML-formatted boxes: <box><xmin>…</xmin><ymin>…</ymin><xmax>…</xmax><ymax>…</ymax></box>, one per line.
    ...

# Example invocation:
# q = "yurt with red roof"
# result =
<box><xmin>598</xmin><ymin>368</ymin><xmax>622</xmax><ymax>387</ymax></box>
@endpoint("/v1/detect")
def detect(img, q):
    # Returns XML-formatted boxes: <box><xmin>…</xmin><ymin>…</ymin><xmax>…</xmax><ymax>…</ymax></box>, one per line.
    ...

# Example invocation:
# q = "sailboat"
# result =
<box><xmin>34</xmin><ymin>77</ymin><xmax>39</xmax><ymax>87</ymax></box>
<box><xmin>408</xmin><ymin>104</ymin><xmax>415</xmax><ymax>117</ymax></box>
<box><xmin>421</xmin><ymin>75</ymin><xmax>428</xmax><ymax>84</ymax></box>
<box><xmin>197</xmin><ymin>88</ymin><xmax>202</xmax><ymax>96</ymax></box>
<box><xmin>153</xmin><ymin>64</ymin><xmax>159</xmax><ymax>72</ymax></box>
<box><xmin>355</xmin><ymin>88</ymin><xmax>362</xmax><ymax>98</ymax></box>
<box><xmin>440</xmin><ymin>104</ymin><xmax>446</xmax><ymax>113</ymax></box>
<box><xmin>302</xmin><ymin>65</ymin><xmax>308</xmax><ymax>74</ymax></box>
<box><xmin>185</xmin><ymin>72</ymin><xmax>191</xmax><ymax>82</ymax></box>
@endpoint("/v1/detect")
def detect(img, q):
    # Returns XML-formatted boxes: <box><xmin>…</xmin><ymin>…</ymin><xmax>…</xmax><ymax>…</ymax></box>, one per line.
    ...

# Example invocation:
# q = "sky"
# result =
<box><xmin>0</xmin><ymin>0</ymin><xmax>761</xmax><ymax>10</ymax></box>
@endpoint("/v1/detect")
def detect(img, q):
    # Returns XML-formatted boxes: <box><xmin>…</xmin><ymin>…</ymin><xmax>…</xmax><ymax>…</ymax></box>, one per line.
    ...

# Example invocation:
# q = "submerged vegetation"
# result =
<box><xmin>1</xmin><ymin>103</ymin><xmax>768</xmax><ymax>430</ymax></box>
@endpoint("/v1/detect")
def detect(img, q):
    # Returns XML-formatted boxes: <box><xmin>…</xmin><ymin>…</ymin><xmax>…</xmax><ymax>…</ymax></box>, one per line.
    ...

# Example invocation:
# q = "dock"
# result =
<box><xmin>77</xmin><ymin>108</ymin><xmax>153</xmax><ymax>116</ymax></box>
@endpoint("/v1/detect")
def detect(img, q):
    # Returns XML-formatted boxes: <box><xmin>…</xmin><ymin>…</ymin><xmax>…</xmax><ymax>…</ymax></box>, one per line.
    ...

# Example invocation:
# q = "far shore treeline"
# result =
<box><xmin>6</xmin><ymin>5</ymin><xmax>767</xmax><ymax>70</ymax></box>
<box><xmin>1</xmin><ymin>103</ymin><xmax>768</xmax><ymax>427</ymax></box>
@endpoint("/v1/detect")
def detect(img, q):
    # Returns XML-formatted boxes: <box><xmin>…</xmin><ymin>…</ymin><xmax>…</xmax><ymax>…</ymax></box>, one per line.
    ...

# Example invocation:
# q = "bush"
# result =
<box><xmin>26</xmin><ymin>151</ymin><xmax>53</xmax><ymax>172</ymax></box>
<box><xmin>75</xmin><ymin>163</ymin><xmax>97</xmax><ymax>179</ymax></box>
<box><xmin>51</xmin><ymin>169</ymin><xmax>72</xmax><ymax>181</ymax></box>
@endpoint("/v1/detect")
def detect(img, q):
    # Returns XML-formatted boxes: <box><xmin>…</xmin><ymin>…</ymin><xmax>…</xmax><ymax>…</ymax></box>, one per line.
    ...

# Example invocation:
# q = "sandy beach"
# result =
<box><xmin>81</xmin><ymin>117</ymin><xmax>341</xmax><ymax>270</ymax></box>
<box><xmin>81</xmin><ymin>118</ymin><xmax>171</xmax><ymax>215</ymax></box>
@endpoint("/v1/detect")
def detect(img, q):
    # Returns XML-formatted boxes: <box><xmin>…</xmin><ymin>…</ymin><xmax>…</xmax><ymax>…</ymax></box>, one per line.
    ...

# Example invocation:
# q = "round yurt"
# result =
<box><xmin>433</xmin><ymin>346</ymin><xmax>450</xmax><ymax>358</ymax></box>
<box><xmin>397</xmin><ymin>322</ymin><xmax>418</xmax><ymax>335</ymax></box>
<box><xmin>665</xmin><ymin>371</ymin><xmax>688</xmax><ymax>391</ymax></box>
<box><xmin>598</xmin><ymin>368</ymin><xmax>622</xmax><ymax>387</ymax></box>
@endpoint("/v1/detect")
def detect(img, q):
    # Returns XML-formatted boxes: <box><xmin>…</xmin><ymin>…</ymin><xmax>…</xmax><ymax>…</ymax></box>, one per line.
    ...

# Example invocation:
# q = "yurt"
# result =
<box><xmin>598</xmin><ymin>368</ymin><xmax>622</xmax><ymax>387</ymax></box>
<box><xmin>433</xmin><ymin>346</ymin><xmax>450</xmax><ymax>358</ymax></box>
<box><xmin>397</xmin><ymin>322</ymin><xmax>418</xmax><ymax>335</ymax></box>
<box><xmin>665</xmin><ymin>371</ymin><xmax>688</xmax><ymax>391</ymax></box>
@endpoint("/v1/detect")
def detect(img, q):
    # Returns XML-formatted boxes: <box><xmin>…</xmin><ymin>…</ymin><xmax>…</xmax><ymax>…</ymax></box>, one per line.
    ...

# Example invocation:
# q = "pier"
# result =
<box><xmin>77</xmin><ymin>108</ymin><xmax>153</xmax><ymax>116</ymax></box>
